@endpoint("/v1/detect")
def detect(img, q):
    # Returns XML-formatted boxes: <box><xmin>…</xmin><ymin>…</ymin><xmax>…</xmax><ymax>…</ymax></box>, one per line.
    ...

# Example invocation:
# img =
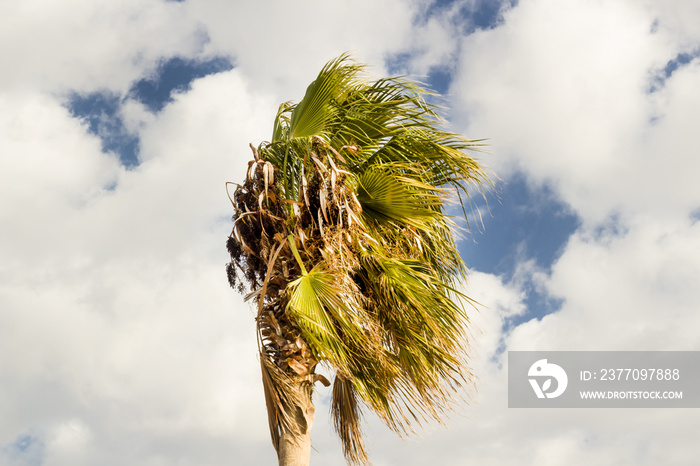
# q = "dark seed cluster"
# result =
<box><xmin>226</xmin><ymin>162</ymin><xmax>289</xmax><ymax>295</ymax></box>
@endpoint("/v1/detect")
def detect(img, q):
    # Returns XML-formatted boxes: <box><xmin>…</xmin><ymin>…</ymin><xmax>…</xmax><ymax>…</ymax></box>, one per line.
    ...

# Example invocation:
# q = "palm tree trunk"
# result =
<box><xmin>259</xmin><ymin>295</ymin><xmax>325</xmax><ymax>466</ymax></box>
<box><xmin>277</xmin><ymin>383</ymin><xmax>315</xmax><ymax>466</ymax></box>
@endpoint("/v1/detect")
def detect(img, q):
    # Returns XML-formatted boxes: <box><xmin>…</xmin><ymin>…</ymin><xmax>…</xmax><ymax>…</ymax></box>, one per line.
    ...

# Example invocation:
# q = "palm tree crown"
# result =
<box><xmin>226</xmin><ymin>53</ymin><xmax>489</xmax><ymax>465</ymax></box>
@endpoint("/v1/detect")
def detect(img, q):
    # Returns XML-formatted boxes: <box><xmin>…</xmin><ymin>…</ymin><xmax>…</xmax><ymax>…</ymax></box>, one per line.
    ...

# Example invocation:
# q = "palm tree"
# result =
<box><xmin>226</xmin><ymin>53</ymin><xmax>488</xmax><ymax>465</ymax></box>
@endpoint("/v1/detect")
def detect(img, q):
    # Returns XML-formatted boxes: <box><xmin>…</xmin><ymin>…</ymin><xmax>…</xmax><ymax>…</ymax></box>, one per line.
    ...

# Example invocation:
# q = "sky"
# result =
<box><xmin>1</xmin><ymin>0</ymin><xmax>699</xmax><ymax>464</ymax></box>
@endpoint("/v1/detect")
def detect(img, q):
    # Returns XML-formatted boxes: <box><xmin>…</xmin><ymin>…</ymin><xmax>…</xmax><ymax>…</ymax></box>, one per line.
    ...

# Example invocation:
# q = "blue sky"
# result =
<box><xmin>2</xmin><ymin>0</ymin><xmax>700</xmax><ymax>465</ymax></box>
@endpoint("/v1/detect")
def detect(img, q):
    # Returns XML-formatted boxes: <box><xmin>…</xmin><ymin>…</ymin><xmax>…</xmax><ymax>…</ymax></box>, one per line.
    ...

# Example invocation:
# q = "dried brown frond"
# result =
<box><xmin>260</xmin><ymin>353</ymin><xmax>306</xmax><ymax>452</ymax></box>
<box><xmin>332</xmin><ymin>374</ymin><xmax>369</xmax><ymax>465</ymax></box>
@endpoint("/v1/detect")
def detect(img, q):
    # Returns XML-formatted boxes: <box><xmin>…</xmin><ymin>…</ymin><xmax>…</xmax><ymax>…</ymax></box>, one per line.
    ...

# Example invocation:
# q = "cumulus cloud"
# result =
<box><xmin>450</xmin><ymin>0</ymin><xmax>700</xmax><ymax>352</ymax></box>
<box><xmin>509</xmin><ymin>217</ymin><xmax>700</xmax><ymax>352</ymax></box>
<box><xmin>452</xmin><ymin>0</ymin><xmax>700</xmax><ymax>225</ymax></box>
<box><xmin>184</xmin><ymin>0</ymin><xmax>418</xmax><ymax>100</ymax></box>
<box><xmin>0</xmin><ymin>0</ymin><xmax>206</xmax><ymax>94</ymax></box>
<box><xmin>0</xmin><ymin>69</ymin><xmax>277</xmax><ymax>464</ymax></box>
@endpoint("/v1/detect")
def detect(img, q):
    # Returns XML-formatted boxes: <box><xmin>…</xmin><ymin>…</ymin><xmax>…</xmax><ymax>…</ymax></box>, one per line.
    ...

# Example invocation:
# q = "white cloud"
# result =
<box><xmin>451</xmin><ymin>0</ymin><xmax>700</xmax><ymax>225</ymax></box>
<box><xmin>508</xmin><ymin>217</ymin><xmax>700</xmax><ymax>352</ymax></box>
<box><xmin>0</xmin><ymin>0</ymin><xmax>205</xmax><ymax>94</ymax></box>
<box><xmin>0</xmin><ymin>91</ymin><xmax>122</xmax><ymax>272</ymax></box>
<box><xmin>184</xmin><ymin>0</ymin><xmax>418</xmax><ymax>101</ymax></box>
<box><xmin>449</xmin><ymin>0</ymin><xmax>700</xmax><ymax>353</ymax></box>
<box><xmin>642</xmin><ymin>0</ymin><xmax>700</xmax><ymax>47</ymax></box>
<box><xmin>0</xmin><ymin>69</ymin><xmax>277</xmax><ymax>464</ymax></box>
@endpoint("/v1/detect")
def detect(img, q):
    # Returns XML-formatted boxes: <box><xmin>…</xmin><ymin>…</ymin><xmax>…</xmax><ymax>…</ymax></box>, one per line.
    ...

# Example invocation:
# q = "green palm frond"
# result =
<box><xmin>284</xmin><ymin>258</ymin><xmax>383</xmax><ymax>379</ymax></box>
<box><xmin>288</xmin><ymin>53</ymin><xmax>364</xmax><ymax>140</ymax></box>
<box><xmin>272</xmin><ymin>101</ymin><xmax>295</xmax><ymax>142</ymax></box>
<box><xmin>356</xmin><ymin>166</ymin><xmax>443</xmax><ymax>229</ymax></box>
<box><xmin>286</xmin><ymin>265</ymin><xmax>352</xmax><ymax>367</ymax></box>
<box><xmin>355</xmin><ymin>251</ymin><xmax>473</xmax><ymax>421</ymax></box>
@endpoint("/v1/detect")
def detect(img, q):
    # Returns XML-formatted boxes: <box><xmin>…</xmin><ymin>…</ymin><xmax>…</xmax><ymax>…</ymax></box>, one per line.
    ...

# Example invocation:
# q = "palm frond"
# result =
<box><xmin>356</xmin><ymin>166</ymin><xmax>443</xmax><ymax>229</ymax></box>
<box><xmin>272</xmin><ymin>101</ymin><xmax>294</xmax><ymax>142</ymax></box>
<box><xmin>289</xmin><ymin>53</ymin><xmax>365</xmax><ymax>140</ymax></box>
<box><xmin>285</xmin><ymin>263</ymin><xmax>380</xmax><ymax>376</ymax></box>
<box><xmin>260</xmin><ymin>353</ymin><xmax>305</xmax><ymax>453</ymax></box>
<box><xmin>347</xmin><ymin>251</ymin><xmax>475</xmax><ymax>433</ymax></box>
<box><xmin>332</xmin><ymin>374</ymin><xmax>369</xmax><ymax>465</ymax></box>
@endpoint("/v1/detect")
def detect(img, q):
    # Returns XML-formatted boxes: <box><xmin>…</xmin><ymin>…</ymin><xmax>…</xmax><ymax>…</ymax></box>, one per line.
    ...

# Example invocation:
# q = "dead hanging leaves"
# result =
<box><xmin>226</xmin><ymin>140</ymin><xmax>364</xmax><ymax>384</ymax></box>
